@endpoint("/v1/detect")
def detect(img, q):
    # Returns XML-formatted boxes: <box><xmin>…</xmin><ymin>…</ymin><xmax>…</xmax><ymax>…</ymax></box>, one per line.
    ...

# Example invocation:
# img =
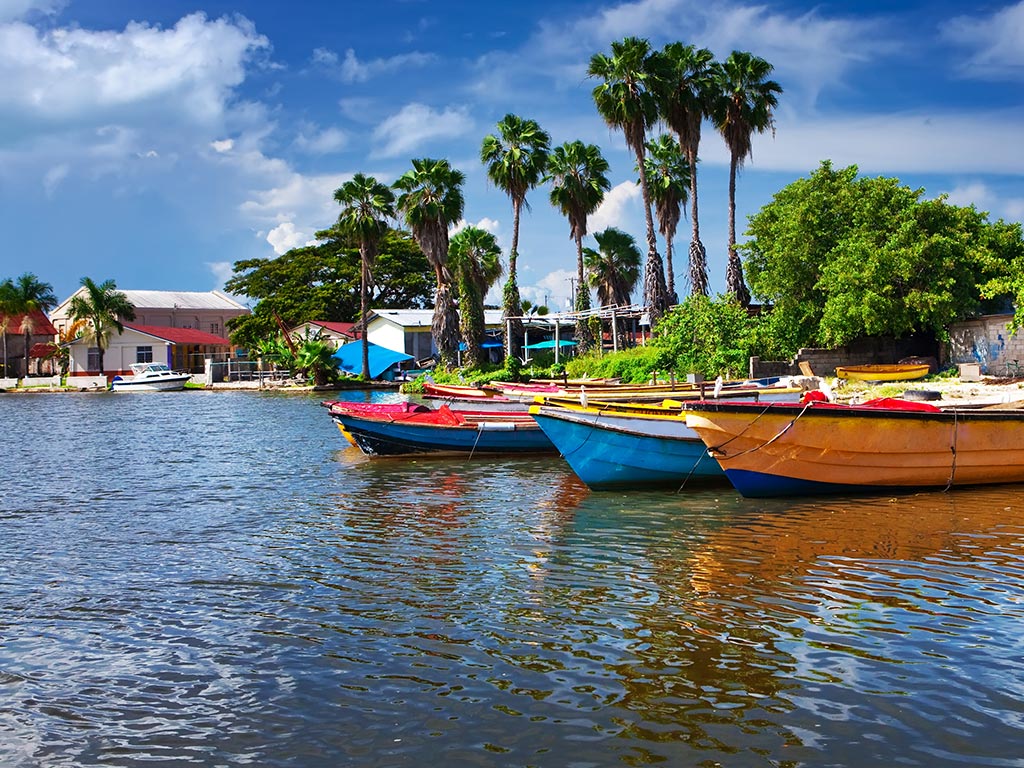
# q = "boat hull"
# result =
<box><xmin>530</xmin><ymin>406</ymin><xmax>722</xmax><ymax>489</ymax></box>
<box><xmin>835</xmin><ymin>364</ymin><xmax>930</xmax><ymax>381</ymax></box>
<box><xmin>110</xmin><ymin>377</ymin><xmax>191</xmax><ymax>391</ymax></box>
<box><xmin>332</xmin><ymin>413</ymin><xmax>554</xmax><ymax>457</ymax></box>
<box><xmin>685</xmin><ymin>401</ymin><xmax>1024</xmax><ymax>497</ymax></box>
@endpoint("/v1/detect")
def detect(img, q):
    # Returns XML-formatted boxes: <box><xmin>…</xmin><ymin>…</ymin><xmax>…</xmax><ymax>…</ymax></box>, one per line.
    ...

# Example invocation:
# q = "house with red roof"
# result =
<box><xmin>65</xmin><ymin>323</ymin><xmax>231</xmax><ymax>378</ymax></box>
<box><xmin>287</xmin><ymin>320</ymin><xmax>359</xmax><ymax>348</ymax></box>
<box><xmin>0</xmin><ymin>309</ymin><xmax>58</xmax><ymax>377</ymax></box>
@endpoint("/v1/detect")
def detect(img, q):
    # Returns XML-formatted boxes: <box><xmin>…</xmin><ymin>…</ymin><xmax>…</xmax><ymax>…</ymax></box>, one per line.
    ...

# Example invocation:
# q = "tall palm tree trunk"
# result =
<box><xmin>2</xmin><ymin>332</ymin><xmax>7</xmax><ymax>378</ymax></box>
<box><xmin>573</xmin><ymin>233</ymin><xmax>595</xmax><ymax>354</ymax></box>
<box><xmin>503</xmin><ymin>200</ymin><xmax>525</xmax><ymax>362</ymax></box>
<box><xmin>725</xmin><ymin>154</ymin><xmax>750</xmax><ymax>306</ymax></box>
<box><xmin>665</xmin><ymin>237</ymin><xmax>675</xmax><ymax>303</ymax></box>
<box><xmin>23</xmin><ymin>329</ymin><xmax>31</xmax><ymax>377</ymax></box>
<box><xmin>636</xmin><ymin>147</ymin><xmax>669</xmax><ymax>324</ymax></box>
<box><xmin>360</xmin><ymin>246</ymin><xmax>371</xmax><ymax>379</ymax></box>
<box><xmin>687</xmin><ymin>147</ymin><xmax>709</xmax><ymax>296</ymax></box>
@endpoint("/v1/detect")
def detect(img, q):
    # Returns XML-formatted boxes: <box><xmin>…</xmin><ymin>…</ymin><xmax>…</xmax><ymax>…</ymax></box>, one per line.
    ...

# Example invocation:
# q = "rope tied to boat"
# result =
<box><xmin>707</xmin><ymin>400</ymin><xmax>816</xmax><ymax>460</ymax></box>
<box><xmin>944</xmin><ymin>409</ymin><xmax>959</xmax><ymax>492</ymax></box>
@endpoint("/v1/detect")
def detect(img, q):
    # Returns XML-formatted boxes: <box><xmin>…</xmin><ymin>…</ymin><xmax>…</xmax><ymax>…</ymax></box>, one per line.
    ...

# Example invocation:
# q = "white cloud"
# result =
<box><xmin>210</xmin><ymin>138</ymin><xmax>234</xmax><ymax>153</ymax></box>
<box><xmin>589</xmin><ymin>181</ymin><xmax>641</xmax><ymax>232</ymax></box>
<box><xmin>0</xmin><ymin>13</ymin><xmax>269</xmax><ymax>124</ymax></box>
<box><xmin>0</xmin><ymin>0</ymin><xmax>61</xmax><ymax>22</ymax></box>
<box><xmin>371</xmin><ymin>102</ymin><xmax>473</xmax><ymax>158</ymax></box>
<box><xmin>205</xmin><ymin>260</ymin><xmax>234</xmax><ymax>288</ymax></box>
<box><xmin>293</xmin><ymin>124</ymin><xmax>347</xmax><ymax>154</ymax></box>
<box><xmin>338</xmin><ymin>47</ymin><xmax>435</xmax><ymax>83</ymax></box>
<box><xmin>42</xmin><ymin>162</ymin><xmax>67</xmax><ymax>196</ymax></box>
<box><xmin>944</xmin><ymin>181</ymin><xmax>1024</xmax><ymax>223</ymax></box>
<box><xmin>266</xmin><ymin>221</ymin><xmax>313</xmax><ymax>255</ymax></box>
<box><xmin>942</xmin><ymin>1</ymin><xmax>1024</xmax><ymax>77</ymax></box>
<box><xmin>521</xmin><ymin>269</ymin><xmax>578</xmax><ymax>313</ymax></box>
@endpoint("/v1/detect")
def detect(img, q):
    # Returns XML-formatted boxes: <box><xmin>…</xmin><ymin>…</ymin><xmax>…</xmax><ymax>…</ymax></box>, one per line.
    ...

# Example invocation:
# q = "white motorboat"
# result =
<box><xmin>111</xmin><ymin>363</ymin><xmax>192</xmax><ymax>392</ymax></box>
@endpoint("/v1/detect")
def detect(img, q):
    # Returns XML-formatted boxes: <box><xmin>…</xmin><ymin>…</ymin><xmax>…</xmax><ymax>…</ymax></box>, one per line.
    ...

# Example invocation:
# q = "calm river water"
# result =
<box><xmin>3</xmin><ymin>390</ymin><xmax>1024</xmax><ymax>767</ymax></box>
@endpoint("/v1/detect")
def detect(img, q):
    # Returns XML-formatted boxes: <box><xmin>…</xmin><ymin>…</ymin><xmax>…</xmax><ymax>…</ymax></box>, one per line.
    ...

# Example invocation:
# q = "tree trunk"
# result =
<box><xmin>635</xmin><ymin>146</ymin><xmax>668</xmax><ymax>324</ymax></box>
<box><xmin>725</xmin><ymin>153</ymin><xmax>750</xmax><ymax>306</ymax></box>
<box><xmin>433</xmin><ymin>283</ymin><xmax>460</xmax><ymax>370</ymax></box>
<box><xmin>573</xmin><ymin>233</ymin><xmax>594</xmax><ymax>354</ymax></box>
<box><xmin>502</xmin><ymin>199</ymin><xmax>525</xmax><ymax>362</ymax></box>
<box><xmin>360</xmin><ymin>245</ymin><xmax>371</xmax><ymax>379</ymax></box>
<box><xmin>665</xmin><ymin>235</ymin><xmax>676</xmax><ymax>305</ymax></box>
<box><xmin>687</xmin><ymin>146</ymin><xmax>709</xmax><ymax>297</ymax></box>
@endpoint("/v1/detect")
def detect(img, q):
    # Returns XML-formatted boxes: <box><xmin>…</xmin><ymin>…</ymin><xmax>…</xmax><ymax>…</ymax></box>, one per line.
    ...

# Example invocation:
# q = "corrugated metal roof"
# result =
<box><xmin>116</xmin><ymin>290</ymin><xmax>248</xmax><ymax>311</ymax></box>
<box><xmin>371</xmin><ymin>309</ymin><xmax>504</xmax><ymax>327</ymax></box>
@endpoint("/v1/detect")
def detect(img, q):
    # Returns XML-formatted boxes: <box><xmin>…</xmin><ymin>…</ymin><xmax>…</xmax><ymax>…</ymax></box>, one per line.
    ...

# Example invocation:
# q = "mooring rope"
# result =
<box><xmin>943</xmin><ymin>409</ymin><xmax>959</xmax><ymax>492</ymax></box>
<box><xmin>708</xmin><ymin>400</ymin><xmax>816</xmax><ymax>460</ymax></box>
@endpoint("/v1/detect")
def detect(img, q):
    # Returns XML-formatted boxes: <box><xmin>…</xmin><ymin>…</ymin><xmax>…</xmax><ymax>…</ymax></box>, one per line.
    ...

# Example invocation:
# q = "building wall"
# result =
<box><xmin>68</xmin><ymin>331</ymin><xmax>174</xmax><ymax>376</ymax></box>
<box><xmin>50</xmin><ymin>297</ymin><xmax>246</xmax><ymax>340</ymax></box>
<box><xmin>366</xmin><ymin>322</ymin><xmax>407</xmax><ymax>355</ymax></box>
<box><xmin>946</xmin><ymin>314</ymin><xmax>1024</xmax><ymax>375</ymax></box>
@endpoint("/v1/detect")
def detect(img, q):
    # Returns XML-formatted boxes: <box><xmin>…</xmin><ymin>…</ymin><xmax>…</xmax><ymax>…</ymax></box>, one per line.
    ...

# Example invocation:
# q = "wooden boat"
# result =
<box><xmin>528</xmin><ymin>386</ymin><xmax>803</xmax><ymax>489</ymax></box>
<box><xmin>834</xmin><ymin>363</ymin><xmax>930</xmax><ymax>381</ymax></box>
<box><xmin>330</xmin><ymin>404</ymin><xmax>555</xmax><ymax>457</ymax></box>
<box><xmin>684</xmin><ymin>398</ymin><xmax>1024</xmax><ymax>497</ymax></box>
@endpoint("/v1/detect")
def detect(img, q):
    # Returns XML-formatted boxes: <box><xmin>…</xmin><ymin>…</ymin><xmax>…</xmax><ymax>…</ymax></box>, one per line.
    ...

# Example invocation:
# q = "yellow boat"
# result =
<box><xmin>834</xmin><ymin>363</ymin><xmax>930</xmax><ymax>381</ymax></box>
<box><xmin>684</xmin><ymin>398</ymin><xmax>1024</xmax><ymax>497</ymax></box>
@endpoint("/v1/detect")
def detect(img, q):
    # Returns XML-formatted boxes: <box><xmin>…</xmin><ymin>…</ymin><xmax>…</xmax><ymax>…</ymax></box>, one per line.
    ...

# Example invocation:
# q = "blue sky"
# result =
<box><xmin>2</xmin><ymin>0</ymin><xmax>1022</xmax><ymax>311</ymax></box>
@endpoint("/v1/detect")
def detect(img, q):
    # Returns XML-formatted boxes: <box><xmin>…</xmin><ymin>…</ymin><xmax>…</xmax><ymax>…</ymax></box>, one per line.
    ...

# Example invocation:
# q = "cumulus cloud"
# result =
<box><xmin>210</xmin><ymin>138</ymin><xmax>234</xmax><ymax>153</ymax></box>
<box><xmin>293</xmin><ymin>124</ymin><xmax>347</xmax><ymax>154</ymax></box>
<box><xmin>371</xmin><ymin>102</ymin><xmax>474</xmax><ymax>158</ymax></box>
<box><xmin>0</xmin><ymin>0</ymin><xmax>62</xmax><ymax>22</ymax></box>
<box><xmin>42</xmin><ymin>162</ymin><xmax>67</xmax><ymax>196</ymax></box>
<box><xmin>520</xmin><ymin>269</ymin><xmax>578</xmax><ymax>313</ymax></box>
<box><xmin>942</xmin><ymin>1</ymin><xmax>1024</xmax><ymax>77</ymax></box>
<box><xmin>266</xmin><ymin>221</ymin><xmax>313</xmax><ymax>255</ymax></box>
<box><xmin>337</xmin><ymin>47</ymin><xmax>435</xmax><ymax>83</ymax></box>
<box><xmin>944</xmin><ymin>181</ymin><xmax>1024</xmax><ymax>223</ymax></box>
<box><xmin>588</xmin><ymin>181</ymin><xmax>641</xmax><ymax>232</ymax></box>
<box><xmin>0</xmin><ymin>13</ymin><xmax>269</xmax><ymax>124</ymax></box>
<box><xmin>205</xmin><ymin>260</ymin><xmax>235</xmax><ymax>288</ymax></box>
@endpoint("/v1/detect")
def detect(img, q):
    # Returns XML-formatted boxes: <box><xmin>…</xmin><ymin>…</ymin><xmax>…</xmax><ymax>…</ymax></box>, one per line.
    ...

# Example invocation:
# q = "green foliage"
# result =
<box><xmin>651</xmin><ymin>294</ymin><xmax>755</xmax><ymax>378</ymax></box>
<box><xmin>743</xmin><ymin>161</ymin><xmax>1022</xmax><ymax>354</ymax></box>
<box><xmin>565</xmin><ymin>345</ymin><xmax>667</xmax><ymax>383</ymax></box>
<box><xmin>292</xmin><ymin>334</ymin><xmax>341</xmax><ymax>386</ymax></box>
<box><xmin>225</xmin><ymin>229</ymin><xmax>432</xmax><ymax>350</ymax></box>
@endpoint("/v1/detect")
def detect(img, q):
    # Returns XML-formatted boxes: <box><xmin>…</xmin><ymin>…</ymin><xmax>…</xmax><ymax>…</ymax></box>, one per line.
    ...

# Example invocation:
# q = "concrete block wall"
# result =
<box><xmin>947</xmin><ymin>314</ymin><xmax>1024</xmax><ymax>375</ymax></box>
<box><xmin>750</xmin><ymin>336</ymin><xmax>936</xmax><ymax>378</ymax></box>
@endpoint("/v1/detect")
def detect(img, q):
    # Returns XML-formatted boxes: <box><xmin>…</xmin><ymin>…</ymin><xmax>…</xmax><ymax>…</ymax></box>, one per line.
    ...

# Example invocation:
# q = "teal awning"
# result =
<box><xmin>523</xmin><ymin>339</ymin><xmax>577</xmax><ymax>350</ymax></box>
<box><xmin>333</xmin><ymin>341</ymin><xmax>413</xmax><ymax>379</ymax></box>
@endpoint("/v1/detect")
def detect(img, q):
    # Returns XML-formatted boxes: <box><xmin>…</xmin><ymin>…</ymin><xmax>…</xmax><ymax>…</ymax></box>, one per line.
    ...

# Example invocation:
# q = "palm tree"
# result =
<box><xmin>589</xmin><ymin>37</ymin><xmax>669</xmax><ymax>322</ymax></box>
<box><xmin>584</xmin><ymin>227</ymin><xmax>642</xmax><ymax>307</ymax></box>
<box><xmin>449</xmin><ymin>226</ymin><xmax>503</xmax><ymax>368</ymax></box>
<box><xmin>642</xmin><ymin>135</ymin><xmax>690</xmax><ymax>303</ymax></box>
<box><xmin>67</xmin><ymin>277</ymin><xmax>136</xmax><ymax>378</ymax></box>
<box><xmin>585</xmin><ymin>227</ymin><xmax>642</xmax><ymax>348</ymax></box>
<box><xmin>545</xmin><ymin>140</ymin><xmax>611</xmax><ymax>314</ymax></box>
<box><xmin>481</xmin><ymin>114</ymin><xmax>550</xmax><ymax>362</ymax></box>
<box><xmin>394</xmin><ymin>158</ymin><xmax>466</xmax><ymax>370</ymax></box>
<box><xmin>0</xmin><ymin>279</ymin><xmax>15</xmax><ymax>378</ymax></box>
<box><xmin>333</xmin><ymin>173</ymin><xmax>396</xmax><ymax>379</ymax></box>
<box><xmin>713</xmin><ymin>50</ymin><xmax>782</xmax><ymax>306</ymax></box>
<box><xmin>10</xmin><ymin>273</ymin><xmax>57</xmax><ymax>377</ymax></box>
<box><xmin>659</xmin><ymin>43</ymin><xmax>716</xmax><ymax>297</ymax></box>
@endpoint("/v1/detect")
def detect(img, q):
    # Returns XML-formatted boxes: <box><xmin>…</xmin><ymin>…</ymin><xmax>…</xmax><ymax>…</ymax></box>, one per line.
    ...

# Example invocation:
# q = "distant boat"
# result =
<box><xmin>110</xmin><ymin>363</ymin><xmax>191</xmax><ymax>392</ymax></box>
<box><xmin>329</xmin><ymin>404</ymin><xmax>555</xmax><ymax>457</ymax></box>
<box><xmin>834</xmin><ymin>364</ymin><xmax>930</xmax><ymax>381</ymax></box>
<box><xmin>684</xmin><ymin>398</ymin><xmax>1024</xmax><ymax>497</ymax></box>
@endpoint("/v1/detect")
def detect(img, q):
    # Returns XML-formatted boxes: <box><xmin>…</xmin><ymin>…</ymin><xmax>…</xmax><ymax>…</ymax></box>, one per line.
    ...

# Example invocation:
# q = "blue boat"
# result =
<box><xmin>528</xmin><ymin>403</ymin><xmax>724</xmax><ymax>489</ymax></box>
<box><xmin>331</xmin><ymin>406</ymin><xmax>556</xmax><ymax>457</ymax></box>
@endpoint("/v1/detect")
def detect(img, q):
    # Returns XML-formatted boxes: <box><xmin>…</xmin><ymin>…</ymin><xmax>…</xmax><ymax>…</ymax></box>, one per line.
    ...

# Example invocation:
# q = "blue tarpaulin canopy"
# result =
<box><xmin>333</xmin><ymin>341</ymin><xmax>413</xmax><ymax>379</ymax></box>
<box><xmin>523</xmin><ymin>339</ymin><xmax>577</xmax><ymax>350</ymax></box>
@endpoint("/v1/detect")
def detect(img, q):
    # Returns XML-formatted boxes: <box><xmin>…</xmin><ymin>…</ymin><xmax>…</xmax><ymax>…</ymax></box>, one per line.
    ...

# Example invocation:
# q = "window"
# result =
<box><xmin>136</xmin><ymin>346</ymin><xmax>153</xmax><ymax>363</ymax></box>
<box><xmin>209</xmin><ymin>322</ymin><xmax>220</xmax><ymax>336</ymax></box>
<box><xmin>87</xmin><ymin>347</ymin><xmax>100</xmax><ymax>372</ymax></box>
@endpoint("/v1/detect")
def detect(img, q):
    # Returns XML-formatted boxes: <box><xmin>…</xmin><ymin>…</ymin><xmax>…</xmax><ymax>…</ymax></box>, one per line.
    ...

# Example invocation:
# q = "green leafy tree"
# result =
<box><xmin>226</xmin><ymin>230</ymin><xmax>432</xmax><ymax>350</ymax></box>
<box><xmin>653</xmin><ymin>294</ymin><xmax>755</xmax><ymax>378</ymax></box>
<box><xmin>481</xmin><ymin>114</ymin><xmax>551</xmax><ymax>362</ymax></box>
<box><xmin>333</xmin><ymin>173</ymin><xmax>396</xmax><ymax>378</ymax></box>
<box><xmin>292</xmin><ymin>332</ymin><xmax>341</xmax><ymax>386</ymax></box>
<box><xmin>394</xmin><ymin>157</ymin><xmax>466</xmax><ymax>370</ymax></box>
<box><xmin>545</xmin><ymin>140</ymin><xmax>611</xmax><ymax>316</ymax></box>
<box><xmin>659</xmin><ymin>43</ymin><xmax>717</xmax><ymax>297</ymax></box>
<box><xmin>68</xmin><ymin>277</ymin><xmax>136</xmax><ymax>376</ymax></box>
<box><xmin>450</xmin><ymin>226</ymin><xmax>504</xmax><ymax>367</ymax></box>
<box><xmin>743</xmin><ymin>161</ymin><xmax>1021</xmax><ymax>353</ymax></box>
<box><xmin>7</xmin><ymin>273</ymin><xmax>57</xmax><ymax>377</ymax></box>
<box><xmin>641</xmin><ymin>134</ymin><xmax>690</xmax><ymax>303</ymax></box>
<box><xmin>713</xmin><ymin>50</ymin><xmax>782</xmax><ymax>306</ymax></box>
<box><xmin>589</xmin><ymin>37</ymin><xmax>670</xmax><ymax>322</ymax></box>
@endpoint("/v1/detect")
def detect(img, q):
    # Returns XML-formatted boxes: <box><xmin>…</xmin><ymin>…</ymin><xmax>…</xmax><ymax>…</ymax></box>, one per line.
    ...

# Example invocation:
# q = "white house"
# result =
<box><xmin>366</xmin><ymin>309</ymin><xmax>505</xmax><ymax>363</ymax></box>
<box><xmin>66</xmin><ymin>323</ymin><xmax>231</xmax><ymax>378</ymax></box>
<box><xmin>287</xmin><ymin>320</ymin><xmax>358</xmax><ymax>348</ymax></box>
<box><xmin>51</xmin><ymin>289</ymin><xmax>249</xmax><ymax>341</ymax></box>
